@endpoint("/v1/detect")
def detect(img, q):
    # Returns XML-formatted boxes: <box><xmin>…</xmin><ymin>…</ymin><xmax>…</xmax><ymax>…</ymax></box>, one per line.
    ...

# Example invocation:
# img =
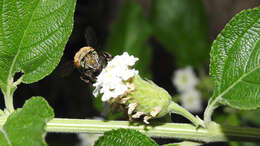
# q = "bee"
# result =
<box><xmin>74</xmin><ymin>46</ymin><xmax>112</xmax><ymax>84</ymax></box>
<box><xmin>74</xmin><ymin>27</ymin><xmax>112</xmax><ymax>84</ymax></box>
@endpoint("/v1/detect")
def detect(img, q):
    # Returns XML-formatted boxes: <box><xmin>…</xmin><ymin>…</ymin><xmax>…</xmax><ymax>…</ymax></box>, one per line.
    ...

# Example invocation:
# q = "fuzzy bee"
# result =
<box><xmin>74</xmin><ymin>46</ymin><xmax>112</xmax><ymax>84</ymax></box>
<box><xmin>74</xmin><ymin>27</ymin><xmax>112</xmax><ymax>84</ymax></box>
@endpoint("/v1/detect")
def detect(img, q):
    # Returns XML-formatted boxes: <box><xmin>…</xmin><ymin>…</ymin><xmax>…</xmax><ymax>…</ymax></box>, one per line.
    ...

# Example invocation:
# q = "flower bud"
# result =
<box><xmin>93</xmin><ymin>52</ymin><xmax>172</xmax><ymax>124</ymax></box>
<box><xmin>122</xmin><ymin>75</ymin><xmax>172</xmax><ymax>124</ymax></box>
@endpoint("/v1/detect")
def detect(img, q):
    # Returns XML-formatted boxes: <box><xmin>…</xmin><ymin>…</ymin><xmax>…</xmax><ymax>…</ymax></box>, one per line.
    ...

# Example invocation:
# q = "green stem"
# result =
<box><xmin>3</xmin><ymin>76</ymin><xmax>22</xmax><ymax>114</ymax></box>
<box><xmin>4</xmin><ymin>94</ymin><xmax>14</xmax><ymax>114</ymax></box>
<box><xmin>0</xmin><ymin>117</ymin><xmax>259</xmax><ymax>142</ymax></box>
<box><xmin>168</xmin><ymin>101</ymin><xmax>205</xmax><ymax>127</ymax></box>
<box><xmin>204</xmin><ymin>100</ymin><xmax>219</xmax><ymax>126</ymax></box>
<box><xmin>3</xmin><ymin>77</ymin><xmax>15</xmax><ymax>113</ymax></box>
<box><xmin>0</xmin><ymin>110</ymin><xmax>5</xmax><ymax>116</ymax></box>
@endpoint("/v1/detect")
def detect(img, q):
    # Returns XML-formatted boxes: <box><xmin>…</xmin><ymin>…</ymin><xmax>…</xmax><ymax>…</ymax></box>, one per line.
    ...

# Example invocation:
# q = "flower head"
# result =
<box><xmin>172</xmin><ymin>66</ymin><xmax>199</xmax><ymax>92</ymax></box>
<box><xmin>180</xmin><ymin>89</ymin><xmax>202</xmax><ymax>113</ymax></box>
<box><xmin>93</xmin><ymin>52</ymin><xmax>138</xmax><ymax>102</ymax></box>
<box><xmin>93</xmin><ymin>52</ymin><xmax>172</xmax><ymax>124</ymax></box>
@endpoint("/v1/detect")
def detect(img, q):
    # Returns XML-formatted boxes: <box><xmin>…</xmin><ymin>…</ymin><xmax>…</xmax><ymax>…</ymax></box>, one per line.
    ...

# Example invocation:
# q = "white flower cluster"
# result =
<box><xmin>172</xmin><ymin>66</ymin><xmax>202</xmax><ymax>113</ymax></box>
<box><xmin>93</xmin><ymin>52</ymin><xmax>139</xmax><ymax>102</ymax></box>
<box><xmin>173</xmin><ymin>67</ymin><xmax>198</xmax><ymax>92</ymax></box>
<box><xmin>180</xmin><ymin>89</ymin><xmax>202</xmax><ymax>112</ymax></box>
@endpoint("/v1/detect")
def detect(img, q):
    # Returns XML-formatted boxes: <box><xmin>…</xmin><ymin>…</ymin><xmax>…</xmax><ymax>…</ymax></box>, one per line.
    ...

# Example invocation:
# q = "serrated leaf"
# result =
<box><xmin>106</xmin><ymin>0</ymin><xmax>151</xmax><ymax>78</ymax></box>
<box><xmin>94</xmin><ymin>128</ymin><xmax>158</xmax><ymax>146</ymax></box>
<box><xmin>207</xmin><ymin>7</ymin><xmax>260</xmax><ymax>111</ymax></box>
<box><xmin>0</xmin><ymin>97</ymin><xmax>54</xmax><ymax>146</ymax></box>
<box><xmin>150</xmin><ymin>0</ymin><xmax>209</xmax><ymax>67</ymax></box>
<box><xmin>163</xmin><ymin>141</ymin><xmax>201</xmax><ymax>146</ymax></box>
<box><xmin>0</xmin><ymin>0</ymin><xmax>76</xmax><ymax>95</ymax></box>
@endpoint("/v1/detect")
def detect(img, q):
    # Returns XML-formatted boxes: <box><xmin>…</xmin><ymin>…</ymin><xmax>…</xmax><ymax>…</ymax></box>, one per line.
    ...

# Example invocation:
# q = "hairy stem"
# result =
<box><xmin>168</xmin><ymin>101</ymin><xmax>205</xmax><ymax>127</ymax></box>
<box><xmin>3</xmin><ymin>77</ymin><xmax>15</xmax><ymax>113</ymax></box>
<box><xmin>204</xmin><ymin>99</ymin><xmax>219</xmax><ymax>126</ymax></box>
<box><xmin>3</xmin><ymin>76</ymin><xmax>23</xmax><ymax>114</ymax></box>
<box><xmin>1</xmin><ymin>117</ymin><xmax>259</xmax><ymax>143</ymax></box>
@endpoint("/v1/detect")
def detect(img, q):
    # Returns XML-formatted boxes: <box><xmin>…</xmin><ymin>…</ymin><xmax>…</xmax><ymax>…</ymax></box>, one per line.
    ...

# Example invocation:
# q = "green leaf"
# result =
<box><xmin>163</xmin><ymin>141</ymin><xmax>201</xmax><ymax>146</ymax></box>
<box><xmin>205</xmin><ymin>7</ymin><xmax>260</xmax><ymax>121</ymax></box>
<box><xmin>0</xmin><ymin>97</ymin><xmax>54</xmax><ymax>146</ymax></box>
<box><xmin>0</xmin><ymin>0</ymin><xmax>76</xmax><ymax>94</ymax></box>
<box><xmin>106</xmin><ymin>0</ymin><xmax>151</xmax><ymax>78</ymax></box>
<box><xmin>94</xmin><ymin>128</ymin><xmax>158</xmax><ymax>146</ymax></box>
<box><xmin>150</xmin><ymin>0</ymin><xmax>209</xmax><ymax>67</ymax></box>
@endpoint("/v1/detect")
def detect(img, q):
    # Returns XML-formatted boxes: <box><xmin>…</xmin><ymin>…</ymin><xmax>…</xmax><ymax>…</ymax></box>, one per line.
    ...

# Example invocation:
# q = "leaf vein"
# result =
<box><xmin>241</xmin><ymin>79</ymin><xmax>260</xmax><ymax>87</ymax></box>
<box><xmin>32</xmin><ymin>2</ymin><xmax>67</xmax><ymax>22</ymax></box>
<box><xmin>218</xmin><ymin>65</ymin><xmax>260</xmax><ymax>101</ymax></box>
<box><xmin>23</xmin><ymin>5</ymin><xmax>70</xmax><ymax>49</ymax></box>
<box><xmin>244</xmin><ymin>28</ymin><xmax>260</xmax><ymax>71</ymax></box>
<box><xmin>7</xmin><ymin>0</ymin><xmax>40</xmax><ymax>83</ymax></box>
<box><xmin>220</xmin><ymin>16</ymin><xmax>260</xmax><ymax>94</ymax></box>
<box><xmin>0</xmin><ymin>128</ymin><xmax>11</xmax><ymax>146</ymax></box>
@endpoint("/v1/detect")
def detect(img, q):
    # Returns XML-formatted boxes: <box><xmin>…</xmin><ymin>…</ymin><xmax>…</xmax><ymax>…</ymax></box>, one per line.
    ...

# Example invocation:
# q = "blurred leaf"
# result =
<box><xmin>106</xmin><ymin>0</ymin><xmax>151</xmax><ymax>78</ymax></box>
<box><xmin>93</xmin><ymin>94</ymin><xmax>103</xmax><ymax>113</ymax></box>
<box><xmin>0</xmin><ymin>0</ymin><xmax>76</xmax><ymax>95</ymax></box>
<box><xmin>214</xmin><ymin>112</ymin><xmax>240</xmax><ymax>126</ymax></box>
<box><xmin>94</xmin><ymin>128</ymin><xmax>158</xmax><ymax>146</ymax></box>
<box><xmin>240</xmin><ymin>110</ymin><xmax>260</xmax><ymax>125</ymax></box>
<box><xmin>150</xmin><ymin>0</ymin><xmax>209</xmax><ymax>67</ymax></box>
<box><xmin>230</xmin><ymin>142</ymin><xmax>260</xmax><ymax>146</ymax></box>
<box><xmin>207</xmin><ymin>7</ymin><xmax>260</xmax><ymax>111</ymax></box>
<box><xmin>106</xmin><ymin>111</ymin><xmax>125</xmax><ymax>120</ymax></box>
<box><xmin>0</xmin><ymin>97</ymin><xmax>54</xmax><ymax>146</ymax></box>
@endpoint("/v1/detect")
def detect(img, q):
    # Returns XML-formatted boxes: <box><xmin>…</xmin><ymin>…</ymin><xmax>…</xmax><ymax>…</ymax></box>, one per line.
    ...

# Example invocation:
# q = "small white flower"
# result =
<box><xmin>172</xmin><ymin>66</ymin><xmax>199</xmax><ymax>92</ymax></box>
<box><xmin>180</xmin><ymin>89</ymin><xmax>202</xmax><ymax>113</ymax></box>
<box><xmin>93</xmin><ymin>52</ymin><xmax>139</xmax><ymax>101</ymax></box>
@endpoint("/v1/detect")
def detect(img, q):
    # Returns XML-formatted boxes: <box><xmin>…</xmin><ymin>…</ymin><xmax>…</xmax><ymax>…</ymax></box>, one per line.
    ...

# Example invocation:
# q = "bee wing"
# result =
<box><xmin>84</xmin><ymin>26</ymin><xmax>98</xmax><ymax>48</ymax></box>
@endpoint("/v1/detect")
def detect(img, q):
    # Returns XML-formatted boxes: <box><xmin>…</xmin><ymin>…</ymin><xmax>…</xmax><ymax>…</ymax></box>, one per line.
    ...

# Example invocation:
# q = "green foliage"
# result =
<box><xmin>0</xmin><ymin>97</ymin><xmax>54</xmax><ymax>146</ymax></box>
<box><xmin>230</xmin><ymin>142</ymin><xmax>259</xmax><ymax>146</ymax></box>
<box><xmin>0</xmin><ymin>0</ymin><xmax>76</xmax><ymax>94</ymax></box>
<box><xmin>150</xmin><ymin>0</ymin><xmax>209</xmax><ymax>67</ymax></box>
<box><xmin>163</xmin><ymin>141</ymin><xmax>201</xmax><ymax>146</ymax></box>
<box><xmin>240</xmin><ymin>110</ymin><xmax>260</xmax><ymax>125</ymax></box>
<box><xmin>94</xmin><ymin>128</ymin><xmax>158</xmax><ymax>146</ymax></box>
<box><xmin>214</xmin><ymin>111</ymin><xmax>240</xmax><ymax>126</ymax></box>
<box><xmin>208</xmin><ymin>7</ymin><xmax>260</xmax><ymax>111</ymax></box>
<box><xmin>106</xmin><ymin>0</ymin><xmax>151</xmax><ymax>78</ymax></box>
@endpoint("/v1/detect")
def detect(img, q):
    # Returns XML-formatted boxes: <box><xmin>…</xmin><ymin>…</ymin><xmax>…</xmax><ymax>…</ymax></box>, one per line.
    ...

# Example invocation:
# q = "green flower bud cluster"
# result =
<box><xmin>112</xmin><ymin>75</ymin><xmax>172</xmax><ymax>124</ymax></box>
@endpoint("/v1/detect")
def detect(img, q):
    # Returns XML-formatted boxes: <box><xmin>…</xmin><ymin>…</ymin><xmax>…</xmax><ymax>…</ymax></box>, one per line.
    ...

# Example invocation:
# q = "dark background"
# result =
<box><xmin>0</xmin><ymin>0</ymin><xmax>259</xmax><ymax>145</ymax></box>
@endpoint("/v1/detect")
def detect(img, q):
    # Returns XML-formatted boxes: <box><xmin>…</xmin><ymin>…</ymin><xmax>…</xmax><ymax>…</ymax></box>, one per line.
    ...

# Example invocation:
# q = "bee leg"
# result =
<box><xmin>89</xmin><ymin>73</ymin><xmax>97</xmax><ymax>83</ymax></box>
<box><xmin>104</xmin><ymin>52</ymin><xmax>113</xmax><ymax>61</ymax></box>
<box><xmin>80</xmin><ymin>76</ymin><xmax>90</xmax><ymax>84</ymax></box>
